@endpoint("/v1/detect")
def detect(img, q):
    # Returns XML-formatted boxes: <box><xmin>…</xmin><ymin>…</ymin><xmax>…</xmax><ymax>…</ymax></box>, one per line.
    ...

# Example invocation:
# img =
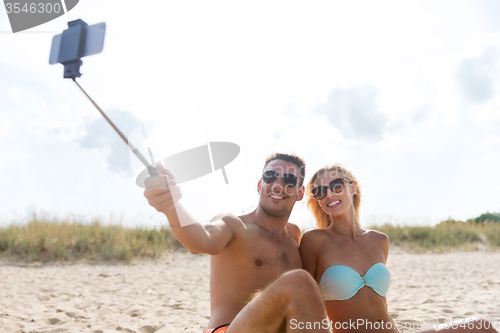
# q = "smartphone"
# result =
<box><xmin>49</xmin><ymin>22</ymin><xmax>106</xmax><ymax>65</ymax></box>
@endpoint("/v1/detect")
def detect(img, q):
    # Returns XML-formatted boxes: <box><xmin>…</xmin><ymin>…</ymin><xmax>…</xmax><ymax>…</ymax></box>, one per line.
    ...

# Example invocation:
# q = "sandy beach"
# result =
<box><xmin>1</xmin><ymin>250</ymin><xmax>499</xmax><ymax>333</ymax></box>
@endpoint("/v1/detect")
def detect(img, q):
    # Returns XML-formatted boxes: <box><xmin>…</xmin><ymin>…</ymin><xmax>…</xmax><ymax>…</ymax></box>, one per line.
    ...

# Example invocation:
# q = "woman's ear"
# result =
<box><xmin>350</xmin><ymin>182</ymin><xmax>358</xmax><ymax>196</ymax></box>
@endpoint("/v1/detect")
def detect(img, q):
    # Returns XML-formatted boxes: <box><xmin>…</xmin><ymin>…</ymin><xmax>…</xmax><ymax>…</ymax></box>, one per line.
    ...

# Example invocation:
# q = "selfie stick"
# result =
<box><xmin>49</xmin><ymin>19</ymin><xmax>159</xmax><ymax>177</ymax></box>
<box><xmin>72</xmin><ymin>79</ymin><xmax>160</xmax><ymax>177</ymax></box>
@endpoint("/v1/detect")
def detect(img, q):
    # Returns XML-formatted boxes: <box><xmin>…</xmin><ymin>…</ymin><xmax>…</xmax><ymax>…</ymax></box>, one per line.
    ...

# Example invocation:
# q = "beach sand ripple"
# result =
<box><xmin>1</xmin><ymin>251</ymin><xmax>499</xmax><ymax>333</ymax></box>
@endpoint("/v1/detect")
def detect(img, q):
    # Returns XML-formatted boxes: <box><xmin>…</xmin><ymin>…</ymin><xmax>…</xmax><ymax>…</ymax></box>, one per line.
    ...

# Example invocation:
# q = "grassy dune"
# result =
<box><xmin>372</xmin><ymin>221</ymin><xmax>500</xmax><ymax>252</ymax></box>
<box><xmin>0</xmin><ymin>215</ymin><xmax>183</xmax><ymax>263</ymax></box>
<box><xmin>2</xmin><ymin>213</ymin><xmax>499</xmax><ymax>262</ymax></box>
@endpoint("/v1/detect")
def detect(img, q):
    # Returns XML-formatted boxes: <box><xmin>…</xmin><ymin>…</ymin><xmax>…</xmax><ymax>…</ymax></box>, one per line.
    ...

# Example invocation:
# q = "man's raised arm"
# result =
<box><xmin>143</xmin><ymin>165</ymin><xmax>236</xmax><ymax>255</ymax></box>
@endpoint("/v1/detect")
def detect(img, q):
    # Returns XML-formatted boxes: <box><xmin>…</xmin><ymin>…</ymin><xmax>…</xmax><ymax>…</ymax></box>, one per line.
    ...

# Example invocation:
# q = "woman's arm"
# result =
<box><xmin>371</xmin><ymin>230</ymin><xmax>390</xmax><ymax>264</ymax></box>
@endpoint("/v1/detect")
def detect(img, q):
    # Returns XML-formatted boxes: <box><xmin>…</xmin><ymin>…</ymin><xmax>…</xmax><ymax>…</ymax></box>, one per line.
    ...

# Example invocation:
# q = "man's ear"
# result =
<box><xmin>257</xmin><ymin>179</ymin><xmax>262</xmax><ymax>194</ymax></box>
<box><xmin>296</xmin><ymin>185</ymin><xmax>305</xmax><ymax>201</ymax></box>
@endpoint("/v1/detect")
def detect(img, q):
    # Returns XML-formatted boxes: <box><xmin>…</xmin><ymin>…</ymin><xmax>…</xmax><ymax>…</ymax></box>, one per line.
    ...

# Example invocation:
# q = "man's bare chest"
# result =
<box><xmin>239</xmin><ymin>235</ymin><xmax>302</xmax><ymax>272</ymax></box>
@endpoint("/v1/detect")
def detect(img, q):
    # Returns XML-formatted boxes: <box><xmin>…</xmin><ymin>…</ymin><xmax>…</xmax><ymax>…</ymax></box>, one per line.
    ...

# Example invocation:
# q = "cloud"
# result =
<box><xmin>282</xmin><ymin>103</ymin><xmax>298</xmax><ymax>117</ymax></box>
<box><xmin>474</xmin><ymin>1</ymin><xmax>500</xmax><ymax>32</ymax></box>
<box><xmin>456</xmin><ymin>47</ymin><xmax>498</xmax><ymax>103</ymax></box>
<box><xmin>76</xmin><ymin>108</ymin><xmax>141</xmax><ymax>175</ymax></box>
<box><xmin>314</xmin><ymin>85</ymin><xmax>387</xmax><ymax>140</ymax></box>
<box><xmin>410</xmin><ymin>103</ymin><xmax>429</xmax><ymax>124</ymax></box>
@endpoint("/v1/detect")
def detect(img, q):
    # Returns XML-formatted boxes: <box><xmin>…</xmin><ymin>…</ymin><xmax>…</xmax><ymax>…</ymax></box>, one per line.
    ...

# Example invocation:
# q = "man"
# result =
<box><xmin>144</xmin><ymin>153</ymin><xmax>330</xmax><ymax>333</ymax></box>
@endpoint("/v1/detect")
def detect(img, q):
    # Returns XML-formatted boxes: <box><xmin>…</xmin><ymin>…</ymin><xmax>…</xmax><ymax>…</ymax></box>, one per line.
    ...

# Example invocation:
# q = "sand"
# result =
<box><xmin>1</xmin><ymin>250</ymin><xmax>499</xmax><ymax>333</ymax></box>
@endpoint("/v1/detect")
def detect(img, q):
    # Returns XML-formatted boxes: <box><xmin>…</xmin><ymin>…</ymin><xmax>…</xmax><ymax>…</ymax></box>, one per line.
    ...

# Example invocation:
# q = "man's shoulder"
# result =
<box><xmin>209</xmin><ymin>212</ymin><xmax>244</xmax><ymax>225</ymax></box>
<box><xmin>285</xmin><ymin>222</ymin><xmax>301</xmax><ymax>243</ymax></box>
<box><xmin>285</xmin><ymin>222</ymin><xmax>300</xmax><ymax>233</ymax></box>
<box><xmin>206</xmin><ymin>213</ymin><xmax>246</xmax><ymax>239</ymax></box>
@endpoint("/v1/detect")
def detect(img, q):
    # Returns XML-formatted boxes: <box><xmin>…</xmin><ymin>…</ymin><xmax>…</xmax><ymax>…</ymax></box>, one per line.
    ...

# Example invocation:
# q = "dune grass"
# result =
<box><xmin>0</xmin><ymin>214</ymin><xmax>184</xmax><ymax>263</ymax></box>
<box><xmin>372</xmin><ymin>221</ymin><xmax>500</xmax><ymax>252</ymax></box>
<box><xmin>482</xmin><ymin>222</ymin><xmax>500</xmax><ymax>247</ymax></box>
<box><xmin>2</xmin><ymin>212</ymin><xmax>499</xmax><ymax>262</ymax></box>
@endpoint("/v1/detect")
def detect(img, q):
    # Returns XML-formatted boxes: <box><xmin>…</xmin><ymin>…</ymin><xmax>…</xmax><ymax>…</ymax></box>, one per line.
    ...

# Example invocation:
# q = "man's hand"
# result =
<box><xmin>144</xmin><ymin>165</ymin><xmax>182</xmax><ymax>215</ymax></box>
<box><xmin>143</xmin><ymin>165</ymin><xmax>235</xmax><ymax>254</ymax></box>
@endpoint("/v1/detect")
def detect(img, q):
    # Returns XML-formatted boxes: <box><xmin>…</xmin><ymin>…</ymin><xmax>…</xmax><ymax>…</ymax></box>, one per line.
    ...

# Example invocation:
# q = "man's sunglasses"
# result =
<box><xmin>311</xmin><ymin>178</ymin><xmax>352</xmax><ymax>200</ymax></box>
<box><xmin>261</xmin><ymin>170</ymin><xmax>299</xmax><ymax>188</ymax></box>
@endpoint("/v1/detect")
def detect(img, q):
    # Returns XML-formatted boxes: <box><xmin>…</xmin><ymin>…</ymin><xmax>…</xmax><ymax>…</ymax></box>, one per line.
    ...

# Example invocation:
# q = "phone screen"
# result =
<box><xmin>49</xmin><ymin>22</ymin><xmax>106</xmax><ymax>64</ymax></box>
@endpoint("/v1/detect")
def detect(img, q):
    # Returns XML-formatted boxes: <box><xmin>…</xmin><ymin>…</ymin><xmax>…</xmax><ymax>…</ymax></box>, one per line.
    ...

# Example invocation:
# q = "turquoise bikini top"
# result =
<box><xmin>320</xmin><ymin>263</ymin><xmax>391</xmax><ymax>301</ymax></box>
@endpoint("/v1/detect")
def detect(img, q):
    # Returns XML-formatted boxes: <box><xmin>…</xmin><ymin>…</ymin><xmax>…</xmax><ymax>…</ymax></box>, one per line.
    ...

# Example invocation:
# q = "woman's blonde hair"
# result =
<box><xmin>305</xmin><ymin>164</ymin><xmax>362</xmax><ymax>229</ymax></box>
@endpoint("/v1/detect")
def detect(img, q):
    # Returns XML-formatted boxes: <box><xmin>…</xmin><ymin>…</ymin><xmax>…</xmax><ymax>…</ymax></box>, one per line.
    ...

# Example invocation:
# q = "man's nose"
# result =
<box><xmin>272</xmin><ymin>177</ymin><xmax>285</xmax><ymax>191</ymax></box>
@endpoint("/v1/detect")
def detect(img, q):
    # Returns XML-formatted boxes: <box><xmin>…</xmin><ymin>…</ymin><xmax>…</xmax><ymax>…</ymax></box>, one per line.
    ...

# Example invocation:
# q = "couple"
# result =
<box><xmin>144</xmin><ymin>153</ymin><xmax>496</xmax><ymax>333</ymax></box>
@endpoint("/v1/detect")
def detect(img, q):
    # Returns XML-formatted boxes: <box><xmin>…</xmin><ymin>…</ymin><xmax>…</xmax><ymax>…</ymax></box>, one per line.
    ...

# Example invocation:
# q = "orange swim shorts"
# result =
<box><xmin>203</xmin><ymin>323</ymin><xmax>230</xmax><ymax>333</ymax></box>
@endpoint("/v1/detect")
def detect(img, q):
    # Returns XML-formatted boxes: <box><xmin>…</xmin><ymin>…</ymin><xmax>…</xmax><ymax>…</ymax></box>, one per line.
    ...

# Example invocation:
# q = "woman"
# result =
<box><xmin>299</xmin><ymin>164</ymin><xmax>497</xmax><ymax>333</ymax></box>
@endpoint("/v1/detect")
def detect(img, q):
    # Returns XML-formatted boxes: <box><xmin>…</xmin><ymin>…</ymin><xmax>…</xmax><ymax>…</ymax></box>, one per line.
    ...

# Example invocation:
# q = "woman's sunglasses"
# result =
<box><xmin>311</xmin><ymin>178</ymin><xmax>352</xmax><ymax>200</ymax></box>
<box><xmin>261</xmin><ymin>170</ymin><xmax>299</xmax><ymax>188</ymax></box>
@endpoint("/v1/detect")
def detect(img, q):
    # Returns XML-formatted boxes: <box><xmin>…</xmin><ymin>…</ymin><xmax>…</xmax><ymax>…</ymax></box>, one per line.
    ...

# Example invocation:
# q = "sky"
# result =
<box><xmin>1</xmin><ymin>0</ymin><xmax>500</xmax><ymax>230</ymax></box>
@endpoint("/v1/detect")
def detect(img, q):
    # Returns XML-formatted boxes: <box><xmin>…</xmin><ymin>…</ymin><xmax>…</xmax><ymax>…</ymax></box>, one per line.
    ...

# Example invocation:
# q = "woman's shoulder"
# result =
<box><xmin>300</xmin><ymin>228</ymin><xmax>330</xmax><ymax>246</ymax></box>
<box><xmin>302</xmin><ymin>227</ymin><xmax>330</xmax><ymax>237</ymax></box>
<box><xmin>363</xmin><ymin>229</ymin><xmax>390</xmax><ymax>260</ymax></box>
<box><xmin>364</xmin><ymin>229</ymin><xmax>390</xmax><ymax>244</ymax></box>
